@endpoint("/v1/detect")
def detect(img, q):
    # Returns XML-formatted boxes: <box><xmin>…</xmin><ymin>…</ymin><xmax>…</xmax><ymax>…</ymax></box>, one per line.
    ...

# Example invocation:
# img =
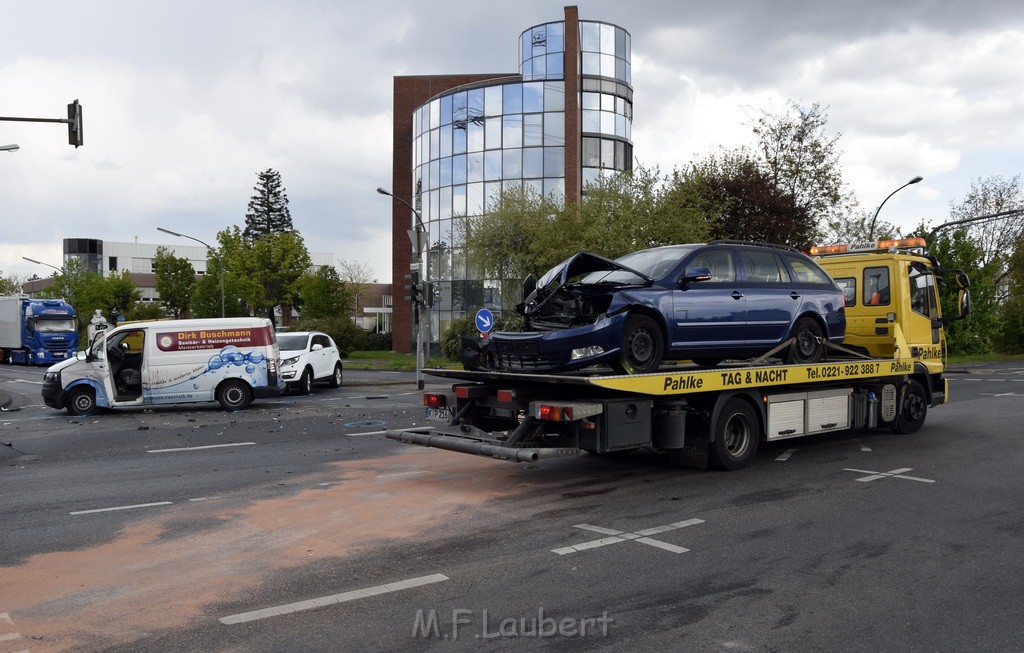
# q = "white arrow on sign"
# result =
<box><xmin>478</xmin><ymin>314</ymin><xmax>492</xmax><ymax>329</ymax></box>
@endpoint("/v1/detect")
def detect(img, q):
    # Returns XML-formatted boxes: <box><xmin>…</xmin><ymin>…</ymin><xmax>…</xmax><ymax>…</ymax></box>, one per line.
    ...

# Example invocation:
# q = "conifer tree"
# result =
<box><xmin>243</xmin><ymin>168</ymin><xmax>293</xmax><ymax>240</ymax></box>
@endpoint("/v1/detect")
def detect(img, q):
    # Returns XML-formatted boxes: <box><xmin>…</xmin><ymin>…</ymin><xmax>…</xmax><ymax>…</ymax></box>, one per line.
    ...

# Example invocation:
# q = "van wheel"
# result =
<box><xmin>785</xmin><ymin>317</ymin><xmax>825</xmax><ymax>364</ymax></box>
<box><xmin>709</xmin><ymin>399</ymin><xmax>759</xmax><ymax>470</ymax></box>
<box><xmin>295</xmin><ymin>368</ymin><xmax>313</xmax><ymax>394</ymax></box>
<box><xmin>217</xmin><ymin>380</ymin><xmax>252</xmax><ymax>411</ymax></box>
<box><xmin>893</xmin><ymin>379</ymin><xmax>927</xmax><ymax>434</ymax></box>
<box><xmin>328</xmin><ymin>364</ymin><xmax>343</xmax><ymax>388</ymax></box>
<box><xmin>66</xmin><ymin>386</ymin><xmax>97</xmax><ymax>416</ymax></box>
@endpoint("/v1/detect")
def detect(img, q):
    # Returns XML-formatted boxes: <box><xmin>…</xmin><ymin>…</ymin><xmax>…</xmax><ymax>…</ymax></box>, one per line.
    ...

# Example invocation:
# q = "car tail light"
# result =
<box><xmin>423</xmin><ymin>393</ymin><xmax>446</xmax><ymax>409</ymax></box>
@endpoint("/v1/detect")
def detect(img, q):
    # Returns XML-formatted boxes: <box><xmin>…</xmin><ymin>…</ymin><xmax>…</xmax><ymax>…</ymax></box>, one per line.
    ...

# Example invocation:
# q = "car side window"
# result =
<box><xmin>313</xmin><ymin>335</ymin><xmax>329</xmax><ymax>349</ymax></box>
<box><xmin>786</xmin><ymin>255</ymin><xmax>833</xmax><ymax>285</ymax></box>
<box><xmin>741</xmin><ymin>250</ymin><xmax>788</xmax><ymax>283</ymax></box>
<box><xmin>691</xmin><ymin>250</ymin><xmax>735</xmax><ymax>282</ymax></box>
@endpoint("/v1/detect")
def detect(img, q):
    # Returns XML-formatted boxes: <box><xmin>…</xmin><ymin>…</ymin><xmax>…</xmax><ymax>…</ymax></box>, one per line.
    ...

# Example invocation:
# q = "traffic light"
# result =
<box><xmin>67</xmin><ymin>99</ymin><xmax>83</xmax><ymax>148</ymax></box>
<box><xmin>404</xmin><ymin>269</ymin><xmax>421</xmax><ymax>304</ymax></box>
<box><xmin>423</xmin><ymin>281</ymin><xmax>435</xmax><ymax>308</ymax></box>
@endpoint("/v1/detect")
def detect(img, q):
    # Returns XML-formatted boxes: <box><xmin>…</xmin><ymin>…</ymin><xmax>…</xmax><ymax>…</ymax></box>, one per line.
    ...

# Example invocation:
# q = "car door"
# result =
<box><xmin>670</xmin><ymin>248</ymin><xmax>747</xmax><ymax>352</ymax></box>
<box><xmin>740</xmin><ymin>249</ymin><xmax>796</xmax><ymax>345</ymax></box>
<box><xmin>312</xmin><ymin>334</ymin><xmax>331</xmax><ymax>379</ymax></box>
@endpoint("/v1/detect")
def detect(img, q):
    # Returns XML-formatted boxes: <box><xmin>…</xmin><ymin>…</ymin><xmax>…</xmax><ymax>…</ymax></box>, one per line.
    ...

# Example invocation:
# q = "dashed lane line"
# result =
<box><xmin>147</xmin><ymin>442</ymin><xmax>257</xmax><ymax>453</ymax></box>
<box><xmin>219</xmin><ymin>573</ymin><xmax>450</xmax><ymax>625</ymax></box>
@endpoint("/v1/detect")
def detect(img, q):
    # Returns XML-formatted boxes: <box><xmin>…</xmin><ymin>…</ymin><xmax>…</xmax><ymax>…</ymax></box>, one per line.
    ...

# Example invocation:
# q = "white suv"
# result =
<box><xmin>277</xmin><ymin>331</ymin><xmax>343</xmax><ymax>393</ymax></box>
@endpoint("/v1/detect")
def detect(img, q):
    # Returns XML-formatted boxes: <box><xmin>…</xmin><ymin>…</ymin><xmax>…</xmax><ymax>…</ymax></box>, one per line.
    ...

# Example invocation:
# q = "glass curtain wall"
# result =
<box><xmin>409</xmin><ymin>18</ymin><xmax>632</xmax><ymax>345</ymax></box>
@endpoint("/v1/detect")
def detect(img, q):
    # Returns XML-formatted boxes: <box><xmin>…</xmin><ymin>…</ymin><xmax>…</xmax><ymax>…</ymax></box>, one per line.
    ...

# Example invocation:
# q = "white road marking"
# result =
<box><xmin>219</xmin><ymin>573</ymin><xmax>449</xmax><ymax>625</ymax></box>
<box><xmin>344</xmin><ymin>431</ymin><xmax>386</xmax><ymax>437</ymax></box>
<box><xmin>775</xmin><ymin>449</ymin><xmax>797</xmax><ymax>461</ymax></box>
<box><xmin>70</xmin><ymin>501</ymin><xmax>173</xmax><ymax>515</ymax></box>
<box><xmin>843</xmin><ymin>467</ymin><xmax>935</xmax><ymax>483</ymax></box>
<box><xmin>147</xmin><ymin>442</ymin><xmax>257</xmax><ymax>453</ymax></box>
<box><xmin>981</xmin><ymin>392</ymin><xmax>1024</xmax><ymax>397</ymax></box>
<box><xmin>552</xmin><ymin>519</ymin><xmax>704</xmax><ymax>555</ymax></box>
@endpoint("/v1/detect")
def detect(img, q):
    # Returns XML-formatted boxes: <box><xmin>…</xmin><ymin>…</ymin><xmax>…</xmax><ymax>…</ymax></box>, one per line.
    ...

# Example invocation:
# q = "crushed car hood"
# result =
<box><xmin>532</xmin><ymin>252</ymin><xmax>651</xmax><ymax>295</ymax></box>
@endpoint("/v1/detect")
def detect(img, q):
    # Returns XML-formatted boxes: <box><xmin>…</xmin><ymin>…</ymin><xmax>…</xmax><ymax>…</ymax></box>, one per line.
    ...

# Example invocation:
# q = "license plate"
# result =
<box><xmin>426</xmin><ymin>407</ymin><xmax>453</xmax><ymax>421</ymax></box>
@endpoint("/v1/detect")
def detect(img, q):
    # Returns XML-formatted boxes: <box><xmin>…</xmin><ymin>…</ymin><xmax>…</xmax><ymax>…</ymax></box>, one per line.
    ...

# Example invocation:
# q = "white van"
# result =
<box><xmin>42</xmin><ymin>317</ymin><xmax>285</xmax><ymax>415</ymax></box>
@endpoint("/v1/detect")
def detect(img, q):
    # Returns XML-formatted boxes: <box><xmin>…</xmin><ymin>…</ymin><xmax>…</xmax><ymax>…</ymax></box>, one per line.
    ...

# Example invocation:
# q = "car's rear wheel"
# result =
<box><xmin>612</xmin><ymin>314</ymin><xmax>664</xmax><ymax>374</ymax></box>
<box><xmin>785</xmin><ymin>317</ymin><xmax>825</xmax><ymax>364</ymax></box>
<box><xmin>217</xmin><ymin>379</ymin><xmax>252</xmax><ymax>411</ymax></box>
<box><xmin>328</xmin><ymin>363</ymin><xmax>343</xmax><ymax>388</ymax></box>
<box><xmin>66</xmin><ymin>386</ymin><xmax>97</xmax><ymax>416</ymax></box>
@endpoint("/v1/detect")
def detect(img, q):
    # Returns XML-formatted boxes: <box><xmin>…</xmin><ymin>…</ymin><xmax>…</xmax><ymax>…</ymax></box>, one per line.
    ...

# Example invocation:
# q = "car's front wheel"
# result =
<box><xmin>785</xmin><ymin>317</ymin><xmax>825</xmax><ymax>364</ymax></box>
<box><xmin>296</xmin><ymin>368</ymin><xmax>313</xmax><ymax>395</ymax></box>
<box><xmin>612</xmin><ymin>314</ymin><xmax>664</xmax><ymax>374</ymax></box>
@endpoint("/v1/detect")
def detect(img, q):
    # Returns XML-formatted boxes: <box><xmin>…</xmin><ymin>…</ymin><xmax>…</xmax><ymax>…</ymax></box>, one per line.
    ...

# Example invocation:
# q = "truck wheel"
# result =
<box><xmin>217</xmin><ymin>380</ymin><xmax>252</xmax><ymax>411</ymax></box>
<box><xmin>893</xmin><ymin>379</ymin><xmax>927</xmax><ymax>434</ymax></box>
<box><xmin>785</xmin><ymin>317</ymin><xmax>825</xmax><ymax>364</ymax></box>
<box><xmin>709</xmin><ymin>398</ymin><xmax>759</xmax><ymax>470</ymax></box>
<box><xmin>66</xmin><ymin>386</ymin><xmax>97</xmax><ymax>416</ymax></box>
<box><xmin>327</xmin><ymin>363</ymin><xmax>343</xmax><ymax>388</ymax></box>
<box><xmin>613</xmin><ymin>315</ymin><xmax>664</xmax><ymax>374</ymax></box>
<box><xmin>297</xmin><ymin>368</ymin><xmax>313</xmax><ymax>394</ymax></box>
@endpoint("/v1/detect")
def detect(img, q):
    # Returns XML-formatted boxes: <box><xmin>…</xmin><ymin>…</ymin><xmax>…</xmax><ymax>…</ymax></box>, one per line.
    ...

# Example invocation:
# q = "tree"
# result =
<box><xmin>750</xmin><ymin>101</ymin><xmax>852</xmax><ymax>231</ymax></box>
<box><xmin>337</xmin><ymin>259</ymin><xmax>375</xmax><ymax>322</ymax></box>
<box><xmin>929</xmin><ymin>229</ymin><xmax>1001</xmax><ymax>355</ymax></box>
<box><xmin>998</xmin><ymin>234</ymin><xmax>1024</xmax><ymax>353</ymax></box>
<box><xmin>1</xmin><ymin>270</ymin><xmax>22</xmax><ymax>295</ymax></box>
<box><xmin>694</xmin><ymin>150</ymin><xmax>815</xmax><ymax>249</ymax></box>
<box><xmin>152</xmin><ymin>246</ymin><xmax>195</xmax><ymax>319</ymax></box>
<box><xmin>299</xmin><ymin>265</ymin><xmax>353</xmax><ymax>319</ymax></box>
<box><xmin>221</xmin><ymin>226</ymin><xmax>312</xmax><ymax>324</ymax></box>
<box><xmin>945</xmin><ymin>174</ymin><xmax>1024</xmax><ymax>268</ymax></box>
<box><xmin>243</xmin><ymin>168</ymin><xmax>294</xmax><ymax>241</ymax></box>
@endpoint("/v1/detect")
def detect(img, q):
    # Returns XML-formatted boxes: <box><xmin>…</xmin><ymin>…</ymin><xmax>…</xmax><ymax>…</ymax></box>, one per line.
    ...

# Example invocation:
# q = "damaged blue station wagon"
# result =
<box><xmin>465</xmin><ymin>241</ymin><xmax>846</xmax><ymax>374</ymax></box>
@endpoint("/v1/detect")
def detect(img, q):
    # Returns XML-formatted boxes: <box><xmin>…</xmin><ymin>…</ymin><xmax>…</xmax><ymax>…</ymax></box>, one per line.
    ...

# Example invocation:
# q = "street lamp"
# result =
<box><xmin>157</xmin><ymin>227</ymin><xmax>225</xmax><ymax>318</ymax></box>
<box><xmin>22</xmin><ymin>256</ymin><xmax>72</xmax><ymax>307</ymax></box>
<box><xmin>868</xmin><ymin>175</ymin><xmax>923</xmax><ymax>240</ymax></box>
<box><xmin>22</xmin><ymin>256</ymin><xmax>60</xmax><ymax>273</ymax></box>
<box><xmin>1</xmin><ymin>143</ymin><xmax>19</xmax><ymax>152</ymax></box>
<box><xmin>377</xmin><ymin>186</ymin><xmax>426</xmax><ymax>390</ymax></box>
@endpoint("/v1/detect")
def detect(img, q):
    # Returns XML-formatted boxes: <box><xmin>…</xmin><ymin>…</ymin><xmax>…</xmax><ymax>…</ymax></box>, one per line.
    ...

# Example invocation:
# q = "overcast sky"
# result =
<box><xmin>2</xmin><ymin>0</ymin><xmax>1022</xmax><ymax>283</ymax></box>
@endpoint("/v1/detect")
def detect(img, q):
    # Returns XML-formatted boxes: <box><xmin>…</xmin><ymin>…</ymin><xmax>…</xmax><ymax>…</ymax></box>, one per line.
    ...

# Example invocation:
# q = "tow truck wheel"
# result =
<box><xmin>710</xmin><ymin>398</ymin><xmax>759</xmax><ymax>470</ymax></box>
<box><xmin>66</xmin><ymin>386</ymin><xmax>97</xmax><ymax>416</ymax></box>
<box><xmin>613</xmin><ymin>315</ymin><xmax>664</xmax><ymax>374</ymax></box>
<box><xmin>785</xmin><ymin>317</ymin><xmax>825</xmax><ymax>364</ymax></box>
<box><xmin>216</xmin><ymin>379</ymin><xmax>252</xmax><ymax>412</ymax></box>
<box><xmin>893</xmin><ymin>379</ymin><xmax>927</xmax><ymax>434</ymax></box>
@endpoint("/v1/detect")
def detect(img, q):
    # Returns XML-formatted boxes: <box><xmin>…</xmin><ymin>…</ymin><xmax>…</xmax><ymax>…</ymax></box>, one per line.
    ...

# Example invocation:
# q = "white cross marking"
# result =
<box><xmin>552</xmin><ymin>518</ymin><xmax>704</xmax><ymax>555</ymax></box>
<box><xmin>843</xmin><ymin>467</ymin><xmax>935</xmax><ymax>483</ymax></box>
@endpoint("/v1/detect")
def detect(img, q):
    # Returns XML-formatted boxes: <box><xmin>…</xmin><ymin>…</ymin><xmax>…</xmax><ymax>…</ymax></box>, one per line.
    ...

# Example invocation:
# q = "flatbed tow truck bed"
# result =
<box><xmin>386</xmin><ymin>326</ymin><xmax>944</xmax><ymax>470</ymax></box>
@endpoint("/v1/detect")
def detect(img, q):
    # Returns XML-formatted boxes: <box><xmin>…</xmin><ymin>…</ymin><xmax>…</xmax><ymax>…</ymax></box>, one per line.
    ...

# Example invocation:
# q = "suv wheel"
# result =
<box><xmin>328</xmin><ymin>363</ymin><xmax>343</xmax><ymax>388</ymax></box>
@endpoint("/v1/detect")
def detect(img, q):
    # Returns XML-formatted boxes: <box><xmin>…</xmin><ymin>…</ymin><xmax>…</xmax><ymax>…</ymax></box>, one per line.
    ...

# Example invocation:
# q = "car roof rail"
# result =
<box><xmin>707</xmin><ymin>239</ymin><xmax>801</xmax><ymax>253</ymax></box>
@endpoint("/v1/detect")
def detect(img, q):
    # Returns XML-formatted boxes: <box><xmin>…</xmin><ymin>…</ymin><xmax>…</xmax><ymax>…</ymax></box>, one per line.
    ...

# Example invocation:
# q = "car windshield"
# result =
<box><xmin>277</xmin><ymin>335</ymin><xmax>309</xmax><ymax>351</ymax></box>
<box><xmin>35</xmin><ymin>318</ymin><xmax>76</xmax><ymax>333</ymax></box>
<box><xmin>581</xmin><ymin>245</ymin><xmax>698</xmax><ymax>284</ymax></box>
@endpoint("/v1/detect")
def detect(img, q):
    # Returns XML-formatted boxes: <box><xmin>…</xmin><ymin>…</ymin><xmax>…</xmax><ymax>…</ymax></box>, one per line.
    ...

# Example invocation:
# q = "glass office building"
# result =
<box><xmin>388</xmin><ymin>7</ymin><xmax>633</xmax><ymax>354</ymax></box>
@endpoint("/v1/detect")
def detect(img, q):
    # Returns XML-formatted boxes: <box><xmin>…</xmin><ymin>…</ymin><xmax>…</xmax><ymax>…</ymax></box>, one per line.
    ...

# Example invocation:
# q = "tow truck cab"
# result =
<box><xmin>812</xmin><ymin>238</ymin><xmax>971</xmax><ymax>375</ymax></box>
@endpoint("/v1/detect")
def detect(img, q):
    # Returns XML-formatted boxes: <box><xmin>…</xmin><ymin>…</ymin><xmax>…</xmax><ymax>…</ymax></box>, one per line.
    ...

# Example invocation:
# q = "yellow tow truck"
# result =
<box><xmin>386</xmin><ymin>238</ymin><xmax>971</xmax><ymax>470</ymax></box>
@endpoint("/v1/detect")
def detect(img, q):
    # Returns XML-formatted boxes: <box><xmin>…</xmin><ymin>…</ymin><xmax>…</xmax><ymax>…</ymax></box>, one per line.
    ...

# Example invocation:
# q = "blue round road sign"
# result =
<box><xmin>475</xmin><ymin>308</ymin><xmax>495</xmax><ymax>333</ymax></box>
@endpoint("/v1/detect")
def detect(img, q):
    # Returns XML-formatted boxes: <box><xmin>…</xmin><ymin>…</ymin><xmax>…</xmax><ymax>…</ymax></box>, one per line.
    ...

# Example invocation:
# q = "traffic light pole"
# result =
<box><xmin>378</xmin><ymin>187</ymin><xmax>427</xmax><ymax>390</ymax></box>
<box><xmin>0</xmin><ymin>100</ymin><xmax>84</xmax><ymax>147</ymax></box>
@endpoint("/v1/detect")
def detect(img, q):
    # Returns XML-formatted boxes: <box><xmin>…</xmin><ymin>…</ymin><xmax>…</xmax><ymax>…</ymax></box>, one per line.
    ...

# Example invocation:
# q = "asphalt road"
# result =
<box><xmin>1</xmin><ymin>362</ymin><xmax>1022</xmax><ymax>652</ymax></box>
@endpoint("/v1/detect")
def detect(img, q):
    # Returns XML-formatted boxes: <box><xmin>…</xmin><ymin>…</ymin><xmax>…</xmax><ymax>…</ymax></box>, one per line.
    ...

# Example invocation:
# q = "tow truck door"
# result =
<box><xmin>904</xmin><ymin>262</ymin><xmax>942</xmax><ymax>356</ymax></box>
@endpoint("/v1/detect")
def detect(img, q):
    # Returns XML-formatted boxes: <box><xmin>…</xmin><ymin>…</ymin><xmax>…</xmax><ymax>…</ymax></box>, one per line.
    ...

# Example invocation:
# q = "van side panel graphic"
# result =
<box><xmin>156</xmin><ymin>327</ymin><xmax>273</xmax><ymax>352</ymax></box>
